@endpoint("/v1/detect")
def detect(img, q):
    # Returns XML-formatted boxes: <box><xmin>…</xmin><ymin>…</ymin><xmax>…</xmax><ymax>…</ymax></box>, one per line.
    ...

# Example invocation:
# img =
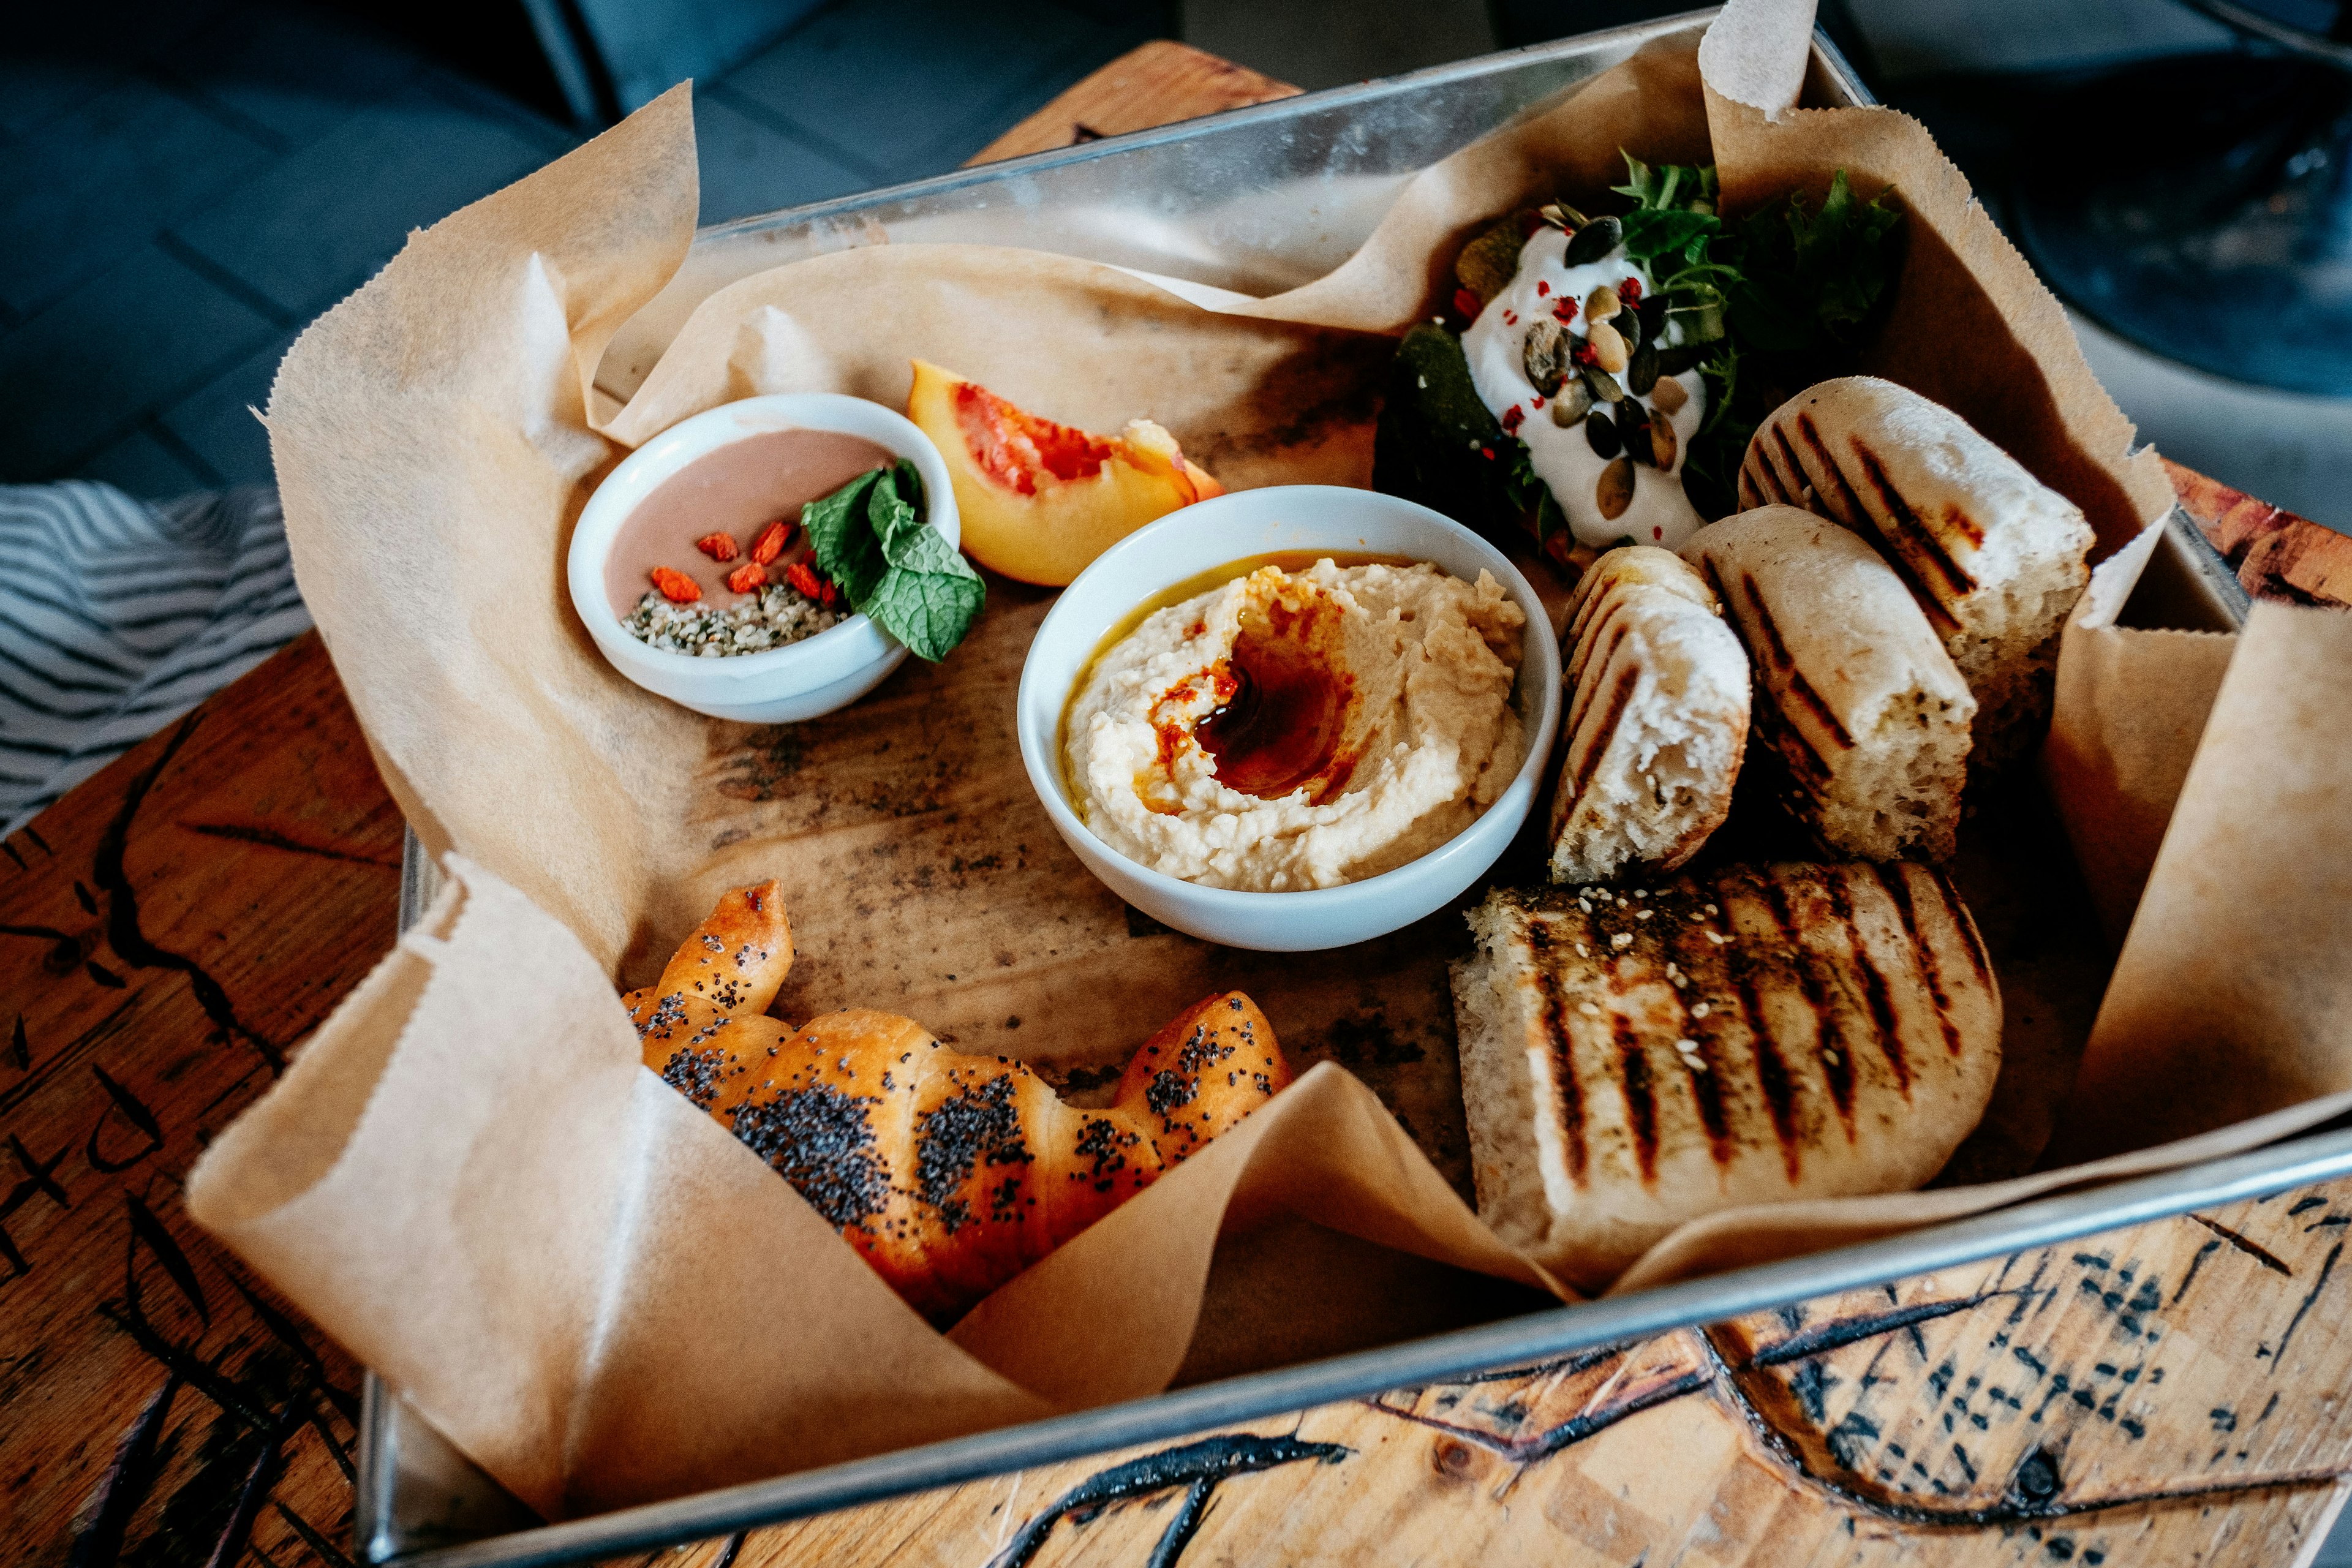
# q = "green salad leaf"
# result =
<box><xmin>803</xmin><ymin>460</ymin><xmax>985</xmax><ymax>663</ymax></box>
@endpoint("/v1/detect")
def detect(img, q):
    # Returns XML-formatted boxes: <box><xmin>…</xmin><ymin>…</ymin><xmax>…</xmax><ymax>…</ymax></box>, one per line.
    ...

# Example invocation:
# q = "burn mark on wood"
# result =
<box><xmin>990</xmin><ymin>1433</ymin><xmax>1349</xmax><ymax>1568</ymax></box>
<box><xmin>92</xmin><ymin>714</ymin><xmax>284</xmax><ymax>1074</ymax></box>
<box><xmin>1743</xmin><ymin>1292</ymin><xmax>2002</xmax><ymax>1368</ymax></box>
<box><xmin>2186</xmin><ymin>1213</ymin><xmax>2292</xmax><ymax>1276</ymax></box>
<box><xmin>123</xmin><ymin>1192</ymin><xmax>208</xmax><ymax>1325</ymax></box>
<box><xmin>1697</xmin><ymin>1324</ymin><xmax>2343</xmax><ymax>1526</ymax></box>
<box><xmin>86</xmin><ymin>1063</ymin><xmax>165</xmax><ymax>1173</ymax></box>
<box><xmin>2272</xmin><ymin>1241</ymin><xmax>2342</xmax><ymax>1369</ymax></box>
<box><xmin>67</xmin><ymin>1373</ymin><xmax>182</xmax><ymax>1566</ymax></box>
<box><xmin>180</xmin><ymin>821</ymin><xmax>402</xmax><ymax>870</ymax></box>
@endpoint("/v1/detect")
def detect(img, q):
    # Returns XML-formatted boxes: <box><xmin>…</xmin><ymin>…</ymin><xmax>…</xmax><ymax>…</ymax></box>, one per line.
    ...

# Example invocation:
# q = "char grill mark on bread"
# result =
<box><xmin>635</xmin><ymin>886</ymin><xmax>1293</xmax><ymax>1324</ymax></box>
<box><xmin>1546</xmin><ymin>546</ymin><xmax>1751</xmax><ymax>886</ymax></box>
<box><xmin>1737</xmin><ymin>377</ymin><xmax>2094</xmax><ymax>763</ymax></box>
<box><xmin>1682</xmin><ymin>508</ymin><xmax>1975</xmax><ymax>862</ymax></box>
<box><xmin>1451</xmin><ymin>865</ymin><xmax>2001</xmax><ymax>1291</ymax></box>
<box><xmin>1523</xmin><ymin>919</ymin><xmax>1593</xmax><ymax>1183</ymax></box>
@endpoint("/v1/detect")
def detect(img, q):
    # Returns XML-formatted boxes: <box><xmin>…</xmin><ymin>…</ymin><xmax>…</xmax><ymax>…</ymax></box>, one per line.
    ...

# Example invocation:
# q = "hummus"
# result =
<box><xmin>1065</xmin><ymin>558</ymin><xmax>1526</xmax><ymax>892</ymax></box>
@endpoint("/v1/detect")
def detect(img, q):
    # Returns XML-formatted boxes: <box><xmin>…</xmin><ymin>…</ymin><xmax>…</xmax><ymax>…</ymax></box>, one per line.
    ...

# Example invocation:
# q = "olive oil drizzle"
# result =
<box><xmin>1059</xmin><ymin>551</ymin><xmax>1415</xmax><ymax>823</ymax></box>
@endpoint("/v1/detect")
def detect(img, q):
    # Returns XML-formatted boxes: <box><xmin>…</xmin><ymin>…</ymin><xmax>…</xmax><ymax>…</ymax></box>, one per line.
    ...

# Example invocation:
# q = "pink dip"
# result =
<box><xmin>603</xmin><ymin>428</ymin><xmax>896</xmax><ymax>617</ymax></box>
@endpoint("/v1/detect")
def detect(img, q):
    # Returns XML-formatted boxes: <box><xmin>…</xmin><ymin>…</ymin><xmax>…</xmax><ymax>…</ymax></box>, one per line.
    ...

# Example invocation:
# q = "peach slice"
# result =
<box><xmin>906</xmin><ymin>360</ymin><xmax>1223</xmax><ymax>586</ymax></box>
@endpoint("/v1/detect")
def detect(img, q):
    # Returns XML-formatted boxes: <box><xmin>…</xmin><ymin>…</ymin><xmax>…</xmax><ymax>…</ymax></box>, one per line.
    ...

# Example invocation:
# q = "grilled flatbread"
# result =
<box><xmin>1738</xmin><ymin>376</ymin><xmax>2094</xmax><ymax>763</ymax></box>
<box><xmin>1548</xmin><ymin>547</ymin><xmax>1750</xmax><ymax>885</ymax></box>
<box><xmin>1683</xmin><ymin>507</ymin><xmax>1975</xmax><ymax>862</ymax></box>
<box><xmin>1453</xmin><ymin>864</ymin><xmax>2001</xmax><ymax>1291</ymax></box>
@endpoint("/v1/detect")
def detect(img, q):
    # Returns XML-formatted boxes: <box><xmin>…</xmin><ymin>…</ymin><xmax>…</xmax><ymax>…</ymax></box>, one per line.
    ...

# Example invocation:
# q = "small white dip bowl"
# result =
<box><xmin>1016</xmin><ymin>485</ymin><xmax>1563</xmax><ymax>952</ymax></box>
<box><xmin>568</xmin><ymin>393</ymin><xmax>959</xmax><ymax>725</ymax></box>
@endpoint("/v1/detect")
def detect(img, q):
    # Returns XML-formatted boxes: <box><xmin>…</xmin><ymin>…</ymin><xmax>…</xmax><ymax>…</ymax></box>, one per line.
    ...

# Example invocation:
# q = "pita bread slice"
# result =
<box><xmin>1452</xmin><ymin>862</ymin><xmax>2001</xmax><ymax>1291</ymax></box>
<box><xmin>1739</xmin><ymin>376</ymin><xmax>2094</xmax><ymax>763</ymax></box>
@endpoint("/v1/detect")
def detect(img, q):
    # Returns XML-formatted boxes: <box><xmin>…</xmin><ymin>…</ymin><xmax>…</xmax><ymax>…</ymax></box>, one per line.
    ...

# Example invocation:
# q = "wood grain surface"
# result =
<box><xmin>7</xmin><ymin>40</ymin><xmax>2352</xmax><ymax>1568</ymax></box>
<box><xmin>2166</xmin><ymin>456</ymin><xmax>2352</xmax><ymax>611</ymax></box>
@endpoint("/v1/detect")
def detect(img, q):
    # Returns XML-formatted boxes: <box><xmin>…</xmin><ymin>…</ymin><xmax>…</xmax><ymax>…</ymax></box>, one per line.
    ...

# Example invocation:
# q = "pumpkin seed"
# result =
<box><xmin>1521</xmin><ymin>318</ymin><xmax>1570</xmax><ymax>396</ymax></box>
<box><xmin>1651</xmin><ymin>374</ymin><xmax>1689</xmax><ymax>415</ymax></box>
<box><xmin>1597</xmin><ymin>456</ymin><xmax>1636</xmax><ymax>519</ymax></box>
<box><xmin>1649</xmin><ymin>403</ymin><xmax>1679</xmax><ymax>470</ymax></box>
<box><xmin>1655</xmin><ymin>344</ymin><xmax>1706</xmax><ymax>375</ymax></box>
<box><xmin>1550</xmin><ymin>375</ymin><xmax>1593</xmax><ymax>426</ymax></box>
<box><xmin>1585</xmin><ymin>405</ymin><xmax>1622</xmax><ymax>458</ymax></box>
<box><xmin>1580</xmin><ymin>360</ymin><xmax>1624</xmax><ymax>404</ymax></box>
<box><xmin>1617</xmin><ymin>400</ymin><xmax>1654</xmax><ymax>466</ymax></box>
<box><xmin>1638</xmin><ymin>295</ymin><xmax>1669</xmax><ymax>342</ymax></box>
<box><xmin>1588</xmin><ymin>320</ymin><xmax>1630</xmax><ymax>374</ymax></box>
<box><xmin>1585</xmin><ymin>284</ymin><xmax>1622</xmax><ymax>325</ymax></box>
<box><xmin>1454</xmin><ymin>219</ymin><xmax>1526</xmax><ymax>306</ymax></box>
<box><xmin>1625</xmin><ymin>339</ymin><xmax>1660</xmax><ymax>397</ymax></box>
<box><xmin>1539</xmin><ymin>201</ymin><xmax>1588</xmax><ymax>230</ymax></box>
<box><xmin>1615</xmin><ymin>303</ymin><xmax>1642</xmax><ymax>352</ymax></box>
<box><xmin>1562</xmin><ymin>216</ymin><xmax>1623</xmax><ymax>266</ymax></box>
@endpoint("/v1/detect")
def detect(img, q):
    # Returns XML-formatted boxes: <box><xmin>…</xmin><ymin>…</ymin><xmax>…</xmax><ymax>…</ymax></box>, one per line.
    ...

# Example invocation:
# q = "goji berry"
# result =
<box><xmin>725</xmin><ymin>562</ymin><xmax>767</xmax><ymax>594</ymax></box>
<box><xmin>650</xmin><ymin>567</ymin><xmax>701</xmax><ymax>604</ymax></box>
<box><xmin>785</xmin><ymin>560</ymin><xmax>829</xmax><ymax>601</ymax></box>
<box><xmin>1619</xmin><ymin>277</ymin><xmax>1643</xmax><ymax>305</ymax></box>
<box><xmin>750</xmin><ymin>520</ymin><xmax>793</xmax><ymax>565</ymax></box>
<box><xmin>1452</xmin><ymin>287</ymin><xmax>1482</xmax><ymax>320</ymax></box>
<box><xmin>1500</xmin><ymin>405</ymin><xmax>1525</xmax><ymax>435</ymax></box>
<box><xmin>1553</xmin><ymin>299</ymin><xmax>1578</xmax><ymax>323</ymax></box>
<box><xmin>694</xmin><ymin>532</ymin><xmax>738</xmax><ymax>562</ymax></box>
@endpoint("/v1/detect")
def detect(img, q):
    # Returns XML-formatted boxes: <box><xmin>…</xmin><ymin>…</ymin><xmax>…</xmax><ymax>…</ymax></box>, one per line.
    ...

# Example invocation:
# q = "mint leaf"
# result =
<box><xmin>803</xmin><ymin>467</ymin><xmax>888</xmax><ymax>606</ymax></box>
<box><xmin>869</xmin><ymin>558</ymin><xmax>985</xmax><ymax>663</ymax></box>
<box><xmin>801</xmin><ymin>460</ymin><xmax>984</xmax><ymax>662</ymax></box>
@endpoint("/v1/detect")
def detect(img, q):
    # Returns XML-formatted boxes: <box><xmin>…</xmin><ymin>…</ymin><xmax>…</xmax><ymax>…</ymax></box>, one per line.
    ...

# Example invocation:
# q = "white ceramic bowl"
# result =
<box><xmin>1016</xmin><ymin>485</ymin><xmax>1562</xmax><ymax>952</ymax></box>
<box><xmin>568</xmin><ymin>393</ymin><xmax>959</xmax><ymax>724</ymax></box>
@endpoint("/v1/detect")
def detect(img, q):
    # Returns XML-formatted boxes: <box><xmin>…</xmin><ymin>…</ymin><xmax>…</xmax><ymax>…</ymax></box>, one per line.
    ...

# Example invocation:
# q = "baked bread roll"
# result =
<box><xmin>1452</xmin><ymin>864</ymin><xmax>2001</xmax><ymax>1291</ymax></box>
<box><xmin>1738</xmin><ymin>377</ymin><xmax>2094</xmax><ymax>762</ymax></box>
<box><xmin>1549</xmin><ymin>546</ymin><xmax>1751</xmax><ymax>886</ymax></box>
<box><xmin>627</xmin><ymin>882</ymin><xmax>1292</xmax><ymax>1324</ymax></box>
<box><xmin>1683</xmin><ymin>507</ymin><xmax>1975</xmax><ymax>861</ymax></box>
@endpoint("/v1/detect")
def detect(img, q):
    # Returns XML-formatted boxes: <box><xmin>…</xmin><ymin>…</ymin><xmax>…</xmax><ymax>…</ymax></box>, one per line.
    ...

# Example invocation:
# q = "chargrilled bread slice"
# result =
<box><xmin>1452</xmin><ymin>865</ymin><xmax>2001</xmax><ymax>1291</ymax></box>
<box><xmin>1549</xmin><ymin>547</ymin><xmax>1751</xmax><ymax>885</ymax></box>
<box><xmin>1737</xmin><ymin>377</ymin><xmax>2093</xmax><ymax>762</ymax></box>
<box><xmin>635</xmin><ymin>885</ymin><xmax>1292</xmax><ymax>1324</ymax></box>
<box><xmin>1683</xmin><ymin>508</ymin><xmax>1975</xmax><ymax>861</ymax></box>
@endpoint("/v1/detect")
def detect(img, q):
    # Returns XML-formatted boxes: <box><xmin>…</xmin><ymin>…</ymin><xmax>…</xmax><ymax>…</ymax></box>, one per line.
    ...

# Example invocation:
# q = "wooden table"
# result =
<box><xmin>10</xmin><ymin>41</ymin><xmax>2352</xmax><ymax>1568</ymax></box>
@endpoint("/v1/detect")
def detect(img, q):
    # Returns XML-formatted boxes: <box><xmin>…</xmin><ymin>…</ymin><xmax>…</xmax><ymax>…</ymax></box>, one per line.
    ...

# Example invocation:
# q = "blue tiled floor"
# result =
<box><xmin>0</xmin><ymin>0</ymin><xmax>1158</xmax><ymax>496</ymax></box>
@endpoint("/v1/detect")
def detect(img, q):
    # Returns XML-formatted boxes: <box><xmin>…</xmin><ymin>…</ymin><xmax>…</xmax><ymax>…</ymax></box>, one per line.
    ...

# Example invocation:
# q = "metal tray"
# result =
<box><xmin>356</xmin><ymin>14</ymin><xmax>2276</xmax><ymax>1563</ymax></box>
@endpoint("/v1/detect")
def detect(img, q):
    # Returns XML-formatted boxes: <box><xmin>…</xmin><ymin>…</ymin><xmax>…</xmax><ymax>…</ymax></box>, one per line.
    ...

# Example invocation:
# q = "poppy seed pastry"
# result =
<box><xmin>1738</xmin><ymin>377</ymin><xmax>2094</xmax><ymax>763</ymax></box>
<box><xmin>628</xmin><ymin>881</ymin><xmax>1292</xmax><ymax>1324</ymax></box>
<box><xmin>1548</xmin><ymin>546</ymin><xmax>1751</xmax><ymax>885</ymax></box>
<box><xmin>1682</xmin><ymin>507</ymin><xmax>1976</xmax><ymax>862</ymax></box>
<box><xmin>1451</xmin><ymin>864</ymin><xmax>2002</xmax><ymax>1291</ymax></box>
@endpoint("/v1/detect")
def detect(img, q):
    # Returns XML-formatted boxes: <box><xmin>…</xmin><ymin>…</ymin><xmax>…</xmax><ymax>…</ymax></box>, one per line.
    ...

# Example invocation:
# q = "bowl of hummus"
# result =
<box><xmin>1017</xmin><ymin>486</ymin><xmax>1562</xmax><ymax>951</ymax></box>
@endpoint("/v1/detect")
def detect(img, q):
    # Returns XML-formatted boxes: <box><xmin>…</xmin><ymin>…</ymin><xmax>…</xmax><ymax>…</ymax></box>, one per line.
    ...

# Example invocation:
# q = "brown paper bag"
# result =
<box><xmin>187</xmin><ymin>0</ymin><xmax>2350</xmax><ymax>1520</ymax></box>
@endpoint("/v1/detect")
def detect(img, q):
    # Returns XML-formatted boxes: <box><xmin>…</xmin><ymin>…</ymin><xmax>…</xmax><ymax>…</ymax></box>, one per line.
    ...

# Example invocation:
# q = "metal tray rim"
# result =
<box><xmin>355</xmin><ymin>18</ymin><xmax>2276</xmax><ymax>1565</ymax></box>
<box><xmin>371</xmin><ymin>1108</ymin><xmax>2352</xmax><ymax>1567</ymax></box>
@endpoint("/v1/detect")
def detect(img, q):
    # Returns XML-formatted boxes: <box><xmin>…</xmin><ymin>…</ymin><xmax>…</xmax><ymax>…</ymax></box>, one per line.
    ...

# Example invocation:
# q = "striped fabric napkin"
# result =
<box><xmin>1</xmin><ymin>483</ymin><xmax>310</xmax><ymax>835</ymax></box>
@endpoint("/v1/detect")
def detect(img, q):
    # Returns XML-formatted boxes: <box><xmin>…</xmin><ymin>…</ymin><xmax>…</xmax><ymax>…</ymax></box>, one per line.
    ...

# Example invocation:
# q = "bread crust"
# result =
<box><xmin>1683</xmin><ymin>507</ymin><xmax>1975</xmax><ymax>862</ymax></box>
<box><xmin>634</xmin><ymin>886</ymin><xmax>1292</xmax><ymax>1324</ymax></box>
<box><xmin>1548</xmin><ymin>547</ymin><xmax>1751</xmax><ymax>884</ymax></box>
<box><xmin>1738</xmin><ymin>377</ymin><xmax>2093</xmax><ymax>762</ymax></box>
<box><xmin>1452</xmin><ymin>864</ymin><xmax>2001</xmax><ymax>1292</ymax></box>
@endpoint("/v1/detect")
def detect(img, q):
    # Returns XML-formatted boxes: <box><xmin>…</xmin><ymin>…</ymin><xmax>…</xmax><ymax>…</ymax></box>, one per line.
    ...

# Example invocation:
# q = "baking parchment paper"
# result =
<box><xmin>189</xmin><ymin>0</ymin><xmax>2351</xmax><ymax>1518</ymax></box>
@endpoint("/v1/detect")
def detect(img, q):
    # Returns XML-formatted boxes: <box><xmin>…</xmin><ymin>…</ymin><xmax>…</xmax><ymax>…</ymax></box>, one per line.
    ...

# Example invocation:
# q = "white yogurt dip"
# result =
<box><xmin>1461</xmin><ymin>227</ymin><xmax>1709</xmax><ymax>551</ymax></box>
